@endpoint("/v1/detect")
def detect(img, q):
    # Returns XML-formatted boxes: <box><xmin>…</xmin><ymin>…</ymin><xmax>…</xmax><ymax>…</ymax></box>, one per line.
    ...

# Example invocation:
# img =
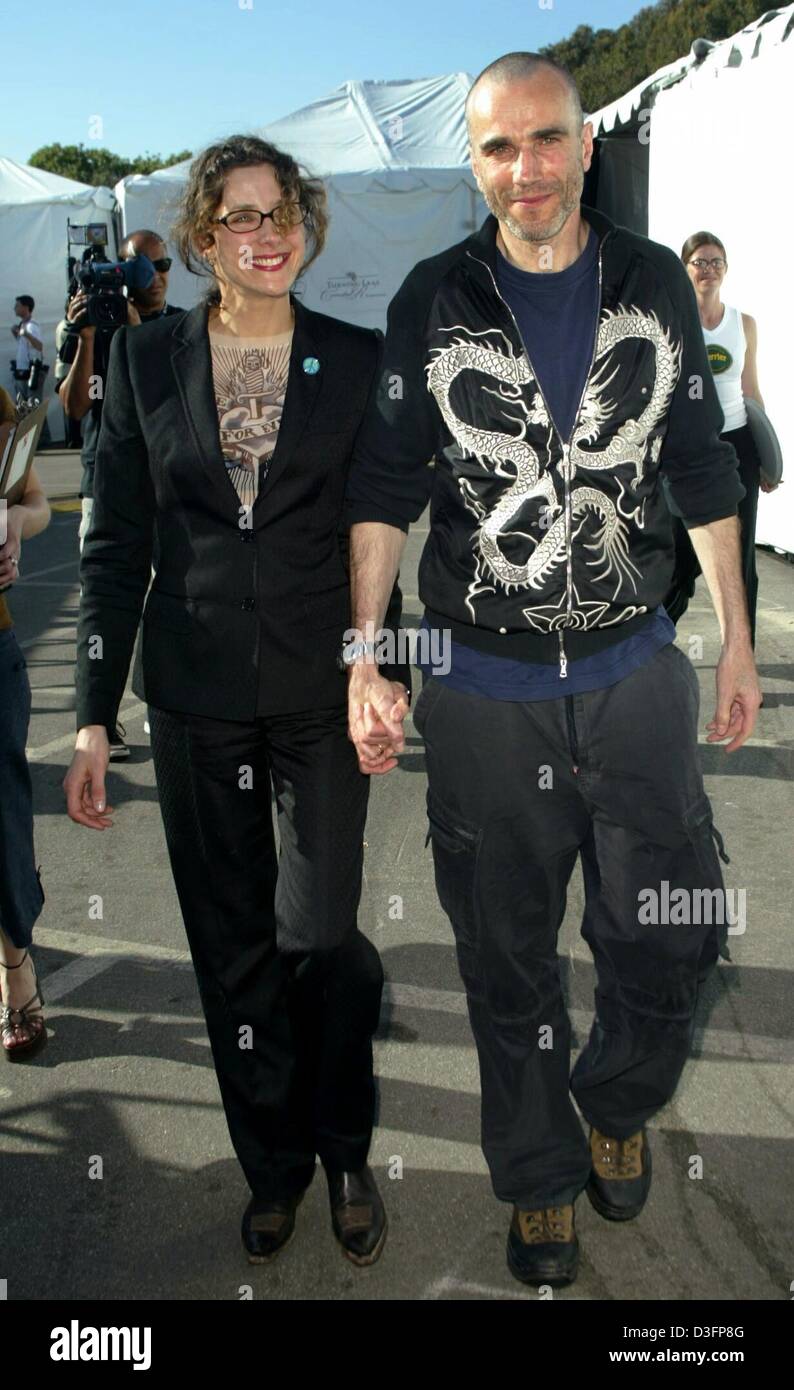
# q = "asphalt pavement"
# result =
<box><xmin>2</xmin><ymin>449</ymin><xmax>792</xmax><ymax>1301</ymax></box>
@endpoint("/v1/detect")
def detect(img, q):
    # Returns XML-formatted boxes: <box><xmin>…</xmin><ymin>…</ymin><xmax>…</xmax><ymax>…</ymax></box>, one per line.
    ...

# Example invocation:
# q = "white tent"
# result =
<box><xmin>0</xmin><ymin>158</ymin><xmax>116</xmax><ymax>436</ymax></box>
<box><xmin>588</xmin><ymin>6</ymin><xmax>794</xmax><ymax>553</ymax></box>
<box><xmin>116</xmin><ymin>74</ymin><xmax>485</xmax><ymax>329</ymax></box>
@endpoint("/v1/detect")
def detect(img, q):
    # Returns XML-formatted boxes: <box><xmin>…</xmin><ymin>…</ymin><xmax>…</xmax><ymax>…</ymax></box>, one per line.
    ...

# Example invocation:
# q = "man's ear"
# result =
<box><xmin>581</xmin><ymin>120</ymin><xmax>595</xmax><ymax>174</ymax></box>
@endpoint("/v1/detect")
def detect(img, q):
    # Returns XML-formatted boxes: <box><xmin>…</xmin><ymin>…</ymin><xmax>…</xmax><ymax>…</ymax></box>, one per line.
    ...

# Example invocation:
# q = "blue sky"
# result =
<box><xmin>5</xmin><ymin>0</ymin><xmax>651</xmax><ymax>165</ymax></box>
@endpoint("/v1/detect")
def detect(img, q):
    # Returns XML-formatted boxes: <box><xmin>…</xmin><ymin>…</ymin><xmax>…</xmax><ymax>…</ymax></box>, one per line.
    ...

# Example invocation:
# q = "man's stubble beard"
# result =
<box><xmin>480</xmin><ymin>165</ymin><xmax>584</xmax><ymax>244</ymax></box>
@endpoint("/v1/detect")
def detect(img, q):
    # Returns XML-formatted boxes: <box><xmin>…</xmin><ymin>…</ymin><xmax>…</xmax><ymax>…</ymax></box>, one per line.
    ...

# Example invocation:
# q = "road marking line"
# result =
<box><xmin>423</xmin><ymin>1276</ymin><xmax>536</xmax><ymax>1301</ymax></box>
<box><xmin>370</xmin><ymin>1127</ymin><xmax>487</xmax><ymax>1174</ymax></box>
<box><xmin>385</xmin><ymin>982</ymin><xmax>466</xmax><ymax>1015</ymax></box>
<box><xmin>41</xmin><ymin>952</ymin><xmax>168</xmax><ymax>1004</ymax></box>
<box><xmin>25</xmin><ymin>701</ymin><xmax>147</xmax><ymax>760</ymax></box>
<box><xmin>35</xmin><ymin>934</ymin><xmax>791</xmax><ymax>1064</ymax></box>
<box><xmin>36</xmin><ymin>927</ymin><xmax>191</xmax><ymax>963</ymax></box>
<box><xmin>15</xmin><ymin>558</ymin><xmax>80</xmax><ymax>581</ymax></box>
<box><xmin>18</xmin><ymin>631</ymin><xmax>77</xmax><ymax>649</ymax></box>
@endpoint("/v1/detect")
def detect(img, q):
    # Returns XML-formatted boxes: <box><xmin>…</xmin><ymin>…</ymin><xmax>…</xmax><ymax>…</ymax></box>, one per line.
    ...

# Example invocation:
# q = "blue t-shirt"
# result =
<box><xmin>416</xmin><ymin>610</ymin><xmax>676</xmax><ymax>701</ymax></box>
<box><xmin>497</xmin><ymin>225</ymin><xmax>599</xmax><ymax>440</ymax></box>
<box><xmin>418</xmin><ymin>224</ymin><xmax>673</xmax><ymax>701</ymax></box>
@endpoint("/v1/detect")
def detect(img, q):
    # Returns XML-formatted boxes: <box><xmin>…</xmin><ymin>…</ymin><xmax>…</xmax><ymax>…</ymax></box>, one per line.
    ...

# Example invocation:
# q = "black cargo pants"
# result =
<box><xmin>413</xmin><ymin>642</ymin><xmax>731</xmax><ymax>1210</ymax></box>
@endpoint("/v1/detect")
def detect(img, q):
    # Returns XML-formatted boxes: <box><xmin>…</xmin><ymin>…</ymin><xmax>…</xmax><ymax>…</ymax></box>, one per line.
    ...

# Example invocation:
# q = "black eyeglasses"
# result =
<box><xmin>151</xmin><ymin>257</ymin><xmax>172</xmax><ymax>273</ymax></box>
<box><xmin>212</xmin><ymin>203</ymin><xmax>308</xmax><ymax>235</ymax></box>
<box><xmin>689</xmin><ymin>257</ymin><xmax>726</xmax><ymax>270</ymax></box>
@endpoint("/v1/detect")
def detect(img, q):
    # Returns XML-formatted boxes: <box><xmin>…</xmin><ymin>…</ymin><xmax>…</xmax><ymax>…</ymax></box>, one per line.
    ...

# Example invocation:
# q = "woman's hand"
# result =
<box><xmin>759</xmin><ymin>477</ymin><xmax>780</xmax><ymax>495</ymax></box>
<box><xmin>63</xmin><ymin>727</ymin><xmax>115</xmax><ymax>829</ymax></box>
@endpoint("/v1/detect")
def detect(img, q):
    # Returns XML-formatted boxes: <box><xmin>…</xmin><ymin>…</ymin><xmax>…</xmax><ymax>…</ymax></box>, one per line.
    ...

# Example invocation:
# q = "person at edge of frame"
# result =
<box><xmin>0</xmin><ymin>455</ymin><xmax>50</xmax><ymax>1061</ymax></box>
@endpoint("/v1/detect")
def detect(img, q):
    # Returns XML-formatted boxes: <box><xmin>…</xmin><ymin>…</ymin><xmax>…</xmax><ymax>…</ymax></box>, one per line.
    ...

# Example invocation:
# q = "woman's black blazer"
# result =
<box><xmin>74</xmin><ymin>295</ymin><xmax>402</xmax><ymax>731</ymax></box>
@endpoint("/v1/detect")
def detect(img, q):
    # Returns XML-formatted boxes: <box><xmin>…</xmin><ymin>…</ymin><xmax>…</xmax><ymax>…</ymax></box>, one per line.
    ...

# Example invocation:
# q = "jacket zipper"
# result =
<box><xmin>466</xmin><ymin>237</ymin><xmax>609</xmax><ymax>677</ymax></box>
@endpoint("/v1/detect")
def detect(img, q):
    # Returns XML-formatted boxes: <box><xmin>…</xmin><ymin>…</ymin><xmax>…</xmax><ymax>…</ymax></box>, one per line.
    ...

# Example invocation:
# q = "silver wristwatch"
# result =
<box><xmin>339</xmin><ymin>638</ymin><xmax>380</xmax><ymax>669</ymax></box>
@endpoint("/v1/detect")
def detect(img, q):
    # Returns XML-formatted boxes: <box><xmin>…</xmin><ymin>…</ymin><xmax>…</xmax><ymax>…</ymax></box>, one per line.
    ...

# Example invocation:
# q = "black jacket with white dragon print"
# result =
<box><xmin>346</xmin><ymin>204</ymin><xmax>745</xmax><ymax>668</ymax></box>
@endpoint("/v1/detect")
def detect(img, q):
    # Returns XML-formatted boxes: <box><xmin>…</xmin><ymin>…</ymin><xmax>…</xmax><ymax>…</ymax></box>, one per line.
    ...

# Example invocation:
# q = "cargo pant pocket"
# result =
<box><xmin>682</xmin><ymin>793</ymin><xmax>733</xmax><ymax>968</ymax></box>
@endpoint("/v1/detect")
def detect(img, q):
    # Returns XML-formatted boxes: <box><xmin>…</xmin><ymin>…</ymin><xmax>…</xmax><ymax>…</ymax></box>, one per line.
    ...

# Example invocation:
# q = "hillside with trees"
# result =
<box><xmin>542</xmin><ymin>0</ymin><xmax>785</xmax><ymax>114</ymax></box>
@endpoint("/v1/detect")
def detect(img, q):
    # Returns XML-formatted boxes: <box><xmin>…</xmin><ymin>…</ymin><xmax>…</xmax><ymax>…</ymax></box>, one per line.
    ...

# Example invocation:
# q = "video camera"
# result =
<box><xmin>67</xmin><ymin>221</ymin><xmax>155</xmax><ymax>331</ymax></box>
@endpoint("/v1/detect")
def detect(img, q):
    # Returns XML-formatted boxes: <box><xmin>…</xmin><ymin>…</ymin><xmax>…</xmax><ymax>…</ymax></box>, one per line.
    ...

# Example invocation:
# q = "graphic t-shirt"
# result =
<box><xmin>209</xmin><ymin>330</ymin><xmax>293</xmax><ymax>511</ymax></box>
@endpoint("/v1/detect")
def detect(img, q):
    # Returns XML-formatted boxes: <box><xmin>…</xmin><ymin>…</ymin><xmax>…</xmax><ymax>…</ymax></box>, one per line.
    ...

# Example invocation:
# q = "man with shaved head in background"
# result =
<box><xmin>345</xmin><ymin>54</ymin><xmax>759</xmax><ymax>1287</ymax></box>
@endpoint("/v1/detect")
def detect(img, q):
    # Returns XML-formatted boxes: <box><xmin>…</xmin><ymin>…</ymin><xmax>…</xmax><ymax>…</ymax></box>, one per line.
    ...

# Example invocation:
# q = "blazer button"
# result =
<box><xmin>240</xmin><ymin>530</ymin><xmax>254</xmax><ymax>542</ymax></box>
<box><xmin>241</xmin><ymin>597</ymin><xmax>256</xmax><ymax>611</ymax></box>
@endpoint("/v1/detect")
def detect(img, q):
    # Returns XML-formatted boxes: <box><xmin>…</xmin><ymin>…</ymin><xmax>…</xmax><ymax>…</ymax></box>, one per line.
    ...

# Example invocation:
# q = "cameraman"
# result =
<box><xmin>60</xmin><ymin>229</ymin><xmax>183</xmax><ymax>758</ymax></box>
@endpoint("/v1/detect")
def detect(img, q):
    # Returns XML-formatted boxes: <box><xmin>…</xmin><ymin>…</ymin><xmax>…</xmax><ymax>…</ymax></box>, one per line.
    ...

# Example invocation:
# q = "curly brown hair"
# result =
<box><xmin>171</xmin><ymin>134</ymin><xmax>329</xmax><ymax>303</ymax></box>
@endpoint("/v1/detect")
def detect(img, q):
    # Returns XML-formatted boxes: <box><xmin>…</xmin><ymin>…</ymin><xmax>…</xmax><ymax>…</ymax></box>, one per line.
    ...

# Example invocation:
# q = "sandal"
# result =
<box><xmin>0</xmin><ymin>949</ymin><xmax>47</xmax><ymax>1061</ymax></box>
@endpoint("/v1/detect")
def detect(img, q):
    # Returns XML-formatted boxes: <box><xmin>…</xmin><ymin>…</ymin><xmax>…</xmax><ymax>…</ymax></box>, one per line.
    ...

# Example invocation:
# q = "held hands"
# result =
<box><xmin>707</xmin><ymin>644</ymin><xmax>762</xmax><ymax>753</ymax></box>
<box><xmin>348</xmin><ymin>667</ymin><xmax>410</xmax><ymax>775</ymax></box>
<box><xmin>63</xmin><ymin>727</ymin><xmax>115</xmax><ymax>829</ymax></box>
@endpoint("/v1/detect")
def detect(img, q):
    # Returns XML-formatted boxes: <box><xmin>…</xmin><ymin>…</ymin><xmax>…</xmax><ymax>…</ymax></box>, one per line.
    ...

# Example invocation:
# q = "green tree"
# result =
<box><xmin>28</xmin><ymin>143</ymin><xmax>192</xmax><ymax>186</ymax></box>
<box><xmin>540</xmin><ymin>0</ymin><xmax>777</xmax><ymax>115</ymax></box>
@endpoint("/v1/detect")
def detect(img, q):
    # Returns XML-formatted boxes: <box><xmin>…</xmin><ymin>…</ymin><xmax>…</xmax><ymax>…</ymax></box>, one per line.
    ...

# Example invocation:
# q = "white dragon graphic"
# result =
<box><xmin>426</xmin><ymin>307</ymin><xmax>681</xmax><ymax>629</ymax></box>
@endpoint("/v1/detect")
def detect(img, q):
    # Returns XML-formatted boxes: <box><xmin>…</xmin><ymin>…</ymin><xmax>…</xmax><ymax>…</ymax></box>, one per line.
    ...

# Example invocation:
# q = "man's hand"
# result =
<box><xmin>66</xmin><ymin>290</ymin><xmax>94</xmax><ymax>338</ymax></box>
<box><xmin>126</xmin><ymin>300</ymin><xmax>142</xmax><ymax>327</ymax></box>
<box><xmin>706</xmin><ymin>643</ymin><xmax>762</xmax><ymax>753</ymax></box>
<box><xmin>63</xmin><ymin>727</ymin><xmax>115</xmax><ymax>829</ymax></box>
<box><xmin>348</xmin><ymin>666</ymin><xmax>410</xmax><ymax>774</ymax></box>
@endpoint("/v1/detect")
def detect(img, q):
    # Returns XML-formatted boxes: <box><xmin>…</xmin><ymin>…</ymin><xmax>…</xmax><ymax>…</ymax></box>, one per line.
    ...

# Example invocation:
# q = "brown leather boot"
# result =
<box><xmin>586</xmin><ymin>1126</ymin><xmax>652</xmax><ymax>1221</ymax></box>
<box><xmin>506</xmin><ymin>1204</ymin><xmax>578</xmax><ymax>1287</ymax></box>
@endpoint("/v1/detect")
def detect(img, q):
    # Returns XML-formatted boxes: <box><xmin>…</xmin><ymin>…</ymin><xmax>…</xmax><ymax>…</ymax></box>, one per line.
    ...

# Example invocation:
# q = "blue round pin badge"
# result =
<box><xmin>302</xmin><ymin>356</ymin><xmax>320</xmax><ymax>375</ymax></box>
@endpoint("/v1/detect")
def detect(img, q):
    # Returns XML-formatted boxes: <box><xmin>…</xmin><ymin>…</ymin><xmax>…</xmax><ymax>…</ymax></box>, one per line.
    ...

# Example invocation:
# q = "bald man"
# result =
<box><xmin>345</xmin><ymin>53</ymin><xmax>758</xmax><ymax>1288</ymax></box>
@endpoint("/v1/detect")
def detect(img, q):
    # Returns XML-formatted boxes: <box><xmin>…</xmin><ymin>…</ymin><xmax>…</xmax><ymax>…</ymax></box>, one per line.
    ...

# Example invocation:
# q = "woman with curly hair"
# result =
<box><xmin>64</xmin><ymin>136</ymin><xmax>408</xmax><ymax>1266</ymax></box>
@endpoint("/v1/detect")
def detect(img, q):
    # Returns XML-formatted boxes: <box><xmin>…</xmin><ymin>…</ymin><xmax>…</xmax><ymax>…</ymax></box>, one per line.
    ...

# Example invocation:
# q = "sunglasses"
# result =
<box><xmin>150</xmin><ymin>257</ymin><xmax>172</xmax><ymax>273</ymax></box>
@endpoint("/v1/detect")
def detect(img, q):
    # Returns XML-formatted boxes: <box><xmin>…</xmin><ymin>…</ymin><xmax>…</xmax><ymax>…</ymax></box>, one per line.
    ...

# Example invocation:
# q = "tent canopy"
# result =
<box><xmin>0</xmin><ymin>156</ymin><xmax>115</xmax><ymax>210</ymax></box>
<box><xmin>139</xmin><ymin>73</ymin><xmax>474</xmax><ymax>182</ymax></box>
<box><xmin>116</xmin><ymin>74</ymin><xmax>485</xmax><ymax>328</ymax></box>
<box><xmin>587</xmin><ymin>3</ymin><xmax>794</xmax><ymax>554</ymax></box>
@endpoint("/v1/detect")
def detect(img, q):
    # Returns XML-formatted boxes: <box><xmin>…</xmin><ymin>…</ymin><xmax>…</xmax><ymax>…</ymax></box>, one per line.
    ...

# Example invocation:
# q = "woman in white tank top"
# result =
<box><xmin>664</xmin><ymin>231</ymin><xmax>777</xmax><ymax>648</ymax></box>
